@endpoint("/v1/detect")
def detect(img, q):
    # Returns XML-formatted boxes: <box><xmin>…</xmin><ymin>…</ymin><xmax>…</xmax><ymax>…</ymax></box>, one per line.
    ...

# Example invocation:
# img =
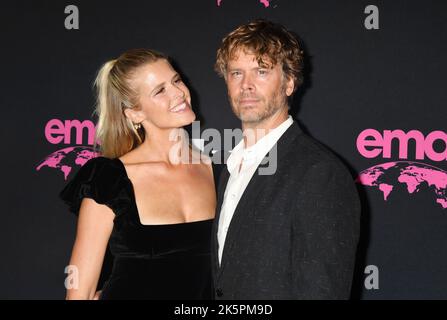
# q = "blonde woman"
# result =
<box><xmin>60</xmin><ymin>49</ymin><xmax>216</xmax><ymax>299</ymax></box>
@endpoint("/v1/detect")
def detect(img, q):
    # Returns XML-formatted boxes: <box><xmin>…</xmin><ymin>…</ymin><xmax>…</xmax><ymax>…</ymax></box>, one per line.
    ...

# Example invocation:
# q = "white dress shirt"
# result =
<box><xmin>217</xmin><ymin>116</ymin><xmax>294</xmax><ymax>264</ymax></box>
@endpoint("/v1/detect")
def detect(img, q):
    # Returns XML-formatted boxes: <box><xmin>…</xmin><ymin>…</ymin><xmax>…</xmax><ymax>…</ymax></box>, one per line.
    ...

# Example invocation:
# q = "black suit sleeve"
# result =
<box><xmin>292</xmin><ymin>160</ymin><xmax>361</xmax><ymax>299</ymax></box>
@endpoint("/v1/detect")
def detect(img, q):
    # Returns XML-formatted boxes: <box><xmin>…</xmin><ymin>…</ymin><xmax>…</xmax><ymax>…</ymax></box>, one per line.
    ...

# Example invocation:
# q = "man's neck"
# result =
<box><xmin>242</xmin><ymin>108</ymin><xmax>289</xmax><ymax>148</ymax></box>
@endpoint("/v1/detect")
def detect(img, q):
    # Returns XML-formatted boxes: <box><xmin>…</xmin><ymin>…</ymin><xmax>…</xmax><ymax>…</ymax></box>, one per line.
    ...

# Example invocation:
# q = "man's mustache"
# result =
<box><xmin>236</xmin><ymin>94</ymin><xmax>262</xmax><ymax>102</ymax></box>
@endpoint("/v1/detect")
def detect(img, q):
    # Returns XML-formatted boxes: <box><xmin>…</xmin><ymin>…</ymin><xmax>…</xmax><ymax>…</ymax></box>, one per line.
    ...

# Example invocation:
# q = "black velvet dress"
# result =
<box><xmin>60</xmin><ymin>157</ymin><xmax>214</xmax><ymax>300</ymax></box>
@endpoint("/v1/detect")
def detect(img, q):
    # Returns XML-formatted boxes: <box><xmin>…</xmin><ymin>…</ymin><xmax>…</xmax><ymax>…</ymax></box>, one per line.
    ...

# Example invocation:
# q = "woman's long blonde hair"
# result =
<box><xmin>94</xmin><ymin>48</ymin><xmax>167</xmax><ymax>158</ymax></box>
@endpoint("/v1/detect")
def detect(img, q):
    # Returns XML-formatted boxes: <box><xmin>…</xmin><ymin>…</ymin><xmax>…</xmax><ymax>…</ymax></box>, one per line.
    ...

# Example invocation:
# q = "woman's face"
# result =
<box><xmin>127</xmin><ymin>59</ymin><xmax>195</xmax><ymax>131</ymax></box>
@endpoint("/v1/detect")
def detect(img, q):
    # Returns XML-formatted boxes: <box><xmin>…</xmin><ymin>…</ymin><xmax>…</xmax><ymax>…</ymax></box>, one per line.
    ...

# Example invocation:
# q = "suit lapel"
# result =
<box><xmin>217</xmin><ymin>164</ymin><xmax>269</xmax><ymax>279</ymax></box>
<box><xmin>215</xmin><ymin>121</ymin><xmax>303</xmax><ymax>280</ymax></box>
<box><xmin>212</xmin><ymin>166</ymin><xmax>230</xmax><ymax>275</ymax></box>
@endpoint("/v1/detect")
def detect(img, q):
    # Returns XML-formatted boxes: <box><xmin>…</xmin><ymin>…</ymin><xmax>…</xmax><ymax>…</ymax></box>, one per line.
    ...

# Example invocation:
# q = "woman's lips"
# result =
<box><xmin>170</xmin><ymin>102</ymin><xmax>188</xmax><ymax>113</ymax></box>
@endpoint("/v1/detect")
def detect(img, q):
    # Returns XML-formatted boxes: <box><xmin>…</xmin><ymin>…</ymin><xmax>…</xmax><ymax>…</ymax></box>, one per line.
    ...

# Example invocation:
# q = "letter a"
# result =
<box><xmin>64</xmin><ymin>265</ymin><xmax>79</xmax><ymax>290</ymax></box>
<box><xmin>65</xmin><ymin>5</ymin><xmax>79</xmax><ymax>30</ymax></box>
<box><xmin>364</xmin><ymin>5</ymin><xmax>379</xmax><ymax>30</ymax></box>
<box><xmin>364</xmin><ymin>265</ymin><xmax>379</xmax><ymax>290</ymax></box>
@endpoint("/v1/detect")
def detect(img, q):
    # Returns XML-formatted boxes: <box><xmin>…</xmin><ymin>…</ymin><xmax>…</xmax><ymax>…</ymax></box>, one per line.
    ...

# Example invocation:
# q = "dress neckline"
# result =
<box><xmin>112</xmin><ymin>157</ymin><xmax>214</xmax><ymax>227</ymax></box>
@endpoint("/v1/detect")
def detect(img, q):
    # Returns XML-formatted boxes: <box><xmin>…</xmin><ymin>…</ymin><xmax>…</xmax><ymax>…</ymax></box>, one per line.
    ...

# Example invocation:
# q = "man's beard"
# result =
<box><xmin>230</xmin><ymin>86</ymin><xmax>288</xmax><ymax>124</ymax></box>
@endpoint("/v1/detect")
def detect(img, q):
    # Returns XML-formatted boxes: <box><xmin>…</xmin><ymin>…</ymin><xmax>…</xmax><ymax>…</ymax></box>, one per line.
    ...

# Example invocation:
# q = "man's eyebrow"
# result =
<box><xmin>227</xmin><ymin>67</ymin><xmax>243</xmax><ymax>73</ymax></box>
<box><xmin>227</xmin><ymin>66</ymin><xmax>269</xmax><ymax>72</ymax></box>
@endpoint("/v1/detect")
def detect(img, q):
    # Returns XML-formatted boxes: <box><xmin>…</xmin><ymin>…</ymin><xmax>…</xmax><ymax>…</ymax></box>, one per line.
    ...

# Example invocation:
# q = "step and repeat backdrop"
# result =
<box><xmin>1</xmin><ymin>0</ymin><xmax>447</xmax><ymax>299</ymax></box>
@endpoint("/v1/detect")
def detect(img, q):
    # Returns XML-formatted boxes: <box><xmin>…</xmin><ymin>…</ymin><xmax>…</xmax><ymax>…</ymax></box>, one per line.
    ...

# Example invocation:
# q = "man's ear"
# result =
<box><xmin>285</xmin><ymin>76</ymin><xmax>295</xmax><ymax>97</ymax></box>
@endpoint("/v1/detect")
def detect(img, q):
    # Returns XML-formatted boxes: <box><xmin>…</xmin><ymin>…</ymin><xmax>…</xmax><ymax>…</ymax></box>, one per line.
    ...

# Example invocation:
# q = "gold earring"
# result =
<box><xmin>133</xmin><ymin>122</ymin><xmax>141</xmax><ymax>130</ymax></box>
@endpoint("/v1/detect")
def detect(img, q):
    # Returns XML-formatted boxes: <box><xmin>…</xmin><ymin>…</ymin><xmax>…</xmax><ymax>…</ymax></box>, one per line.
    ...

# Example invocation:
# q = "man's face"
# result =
<box><xmin>225</xmin><ymin>49</ymin><xmax>294</xmax><ymax>125</ymax></box>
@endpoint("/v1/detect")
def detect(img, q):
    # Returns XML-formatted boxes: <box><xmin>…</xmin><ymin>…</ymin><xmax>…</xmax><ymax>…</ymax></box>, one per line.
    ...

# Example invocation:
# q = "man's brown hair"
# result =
<box><xmin>215</xmin><ymin>19</ymin><xmax>304</xmax><ymax>92</ymax></box>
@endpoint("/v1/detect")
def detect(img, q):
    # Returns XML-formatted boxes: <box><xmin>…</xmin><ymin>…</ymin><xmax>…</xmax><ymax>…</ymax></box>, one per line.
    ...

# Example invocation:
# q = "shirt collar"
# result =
<box><xmin>227</xmin><ymin>116</ymin><xmax>294</xmax><ymax>173</ymax></box>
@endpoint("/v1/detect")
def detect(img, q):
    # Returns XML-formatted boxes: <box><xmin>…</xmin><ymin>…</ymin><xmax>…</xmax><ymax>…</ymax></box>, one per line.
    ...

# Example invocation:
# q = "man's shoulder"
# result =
<box><xmin>283</xmin><ymin>130</ymin><xmax>351</xmax><ymax>174</ymax></box>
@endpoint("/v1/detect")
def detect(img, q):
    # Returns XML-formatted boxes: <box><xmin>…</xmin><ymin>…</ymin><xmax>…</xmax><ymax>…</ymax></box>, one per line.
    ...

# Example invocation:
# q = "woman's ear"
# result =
<box><xmin>124</xmin><ymin>107</ymin><xmax>145</xmax><ymax>124</ymax></box>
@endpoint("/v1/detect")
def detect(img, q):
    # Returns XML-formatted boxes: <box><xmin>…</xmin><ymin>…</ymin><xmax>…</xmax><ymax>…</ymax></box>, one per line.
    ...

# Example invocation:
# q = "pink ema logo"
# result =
<box><xmin>217</xmin><ymin>0</ymin><xmax>270</xmax><ymax>7</ymax></box>
<box><xmin>36</xmin><ymin>119</ymin><xmax>99</xmax><ymax>180</ymax></box>
<box><xmin>356</xmin><ymin>129</ymin><xmax>447</xmax><ymax>210</ymax></box>
<box><xmin>357</xmin><ymin>129</ymin><xmax>447</xmax><ymax>161</ymax></box>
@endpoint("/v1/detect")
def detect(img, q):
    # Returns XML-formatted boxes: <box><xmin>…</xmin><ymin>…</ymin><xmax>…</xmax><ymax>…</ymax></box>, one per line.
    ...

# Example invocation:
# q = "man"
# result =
<box><xmin>211</xmin><ymin>19</ymin><xmax>361</xmax><ymax>299</ymax></box>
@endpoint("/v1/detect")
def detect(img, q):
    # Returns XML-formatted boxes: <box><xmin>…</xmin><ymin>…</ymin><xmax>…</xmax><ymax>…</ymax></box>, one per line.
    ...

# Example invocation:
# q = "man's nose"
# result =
<box><xmin>241</xmin><ymin>74</ymin><xmax>254</xmax><ymax>92</ymax></box>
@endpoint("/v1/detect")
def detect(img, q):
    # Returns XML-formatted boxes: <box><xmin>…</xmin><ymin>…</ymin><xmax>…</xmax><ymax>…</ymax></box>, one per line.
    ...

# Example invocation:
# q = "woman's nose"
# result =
<box><xmin>172</xmin><ymin>84</ymin><xmax>186</xmax><ymax>99</ymax></box>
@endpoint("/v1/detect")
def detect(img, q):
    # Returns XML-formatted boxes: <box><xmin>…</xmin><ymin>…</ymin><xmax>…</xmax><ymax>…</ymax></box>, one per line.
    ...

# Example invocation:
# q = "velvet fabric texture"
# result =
<box><xmin>60</xmin><ymin>157</ymin><xmax>213</xmax><ymax>300</ymax></box>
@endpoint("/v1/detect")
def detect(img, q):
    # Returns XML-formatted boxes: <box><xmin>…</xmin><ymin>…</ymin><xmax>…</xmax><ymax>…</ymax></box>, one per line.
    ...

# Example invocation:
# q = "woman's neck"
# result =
<box><xmin>130</xmin><ymin>127</ymin><xmax>191</xmax><ymax>165</ymax></box>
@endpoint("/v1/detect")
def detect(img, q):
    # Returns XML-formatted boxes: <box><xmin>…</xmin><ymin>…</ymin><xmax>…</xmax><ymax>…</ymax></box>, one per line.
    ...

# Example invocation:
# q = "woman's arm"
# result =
<box><xmin>66</xmin><ymin>198</ymin><xmax>114</xmax><ymax>300</ymax></box>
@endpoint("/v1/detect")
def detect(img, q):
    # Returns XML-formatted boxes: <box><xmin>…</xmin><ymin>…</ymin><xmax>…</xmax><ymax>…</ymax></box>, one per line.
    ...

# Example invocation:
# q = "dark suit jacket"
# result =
<box><xmin>211</xmin><ymin>121</ymin><xmax>361</xmax><ymax>300</ymax></box>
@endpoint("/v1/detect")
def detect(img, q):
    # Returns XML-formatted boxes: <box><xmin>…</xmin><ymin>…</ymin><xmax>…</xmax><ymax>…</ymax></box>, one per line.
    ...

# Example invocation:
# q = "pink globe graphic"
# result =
<box><xmin>36</xmin><ymin>146</ymin><xmax>99</xmax><ymax>180</ymax></box>
<box><xmin>356</xmin><ymin>161</ymin><xmax>447</xmax><ymax>210</ymax></box>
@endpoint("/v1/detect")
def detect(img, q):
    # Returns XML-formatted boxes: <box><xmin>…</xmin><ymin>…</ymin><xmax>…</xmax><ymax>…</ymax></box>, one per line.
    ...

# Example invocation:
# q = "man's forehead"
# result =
<box><xmin>228</xmin><ymin>49</ymin><xmax>275</xmax><ymax>68</ymax></box>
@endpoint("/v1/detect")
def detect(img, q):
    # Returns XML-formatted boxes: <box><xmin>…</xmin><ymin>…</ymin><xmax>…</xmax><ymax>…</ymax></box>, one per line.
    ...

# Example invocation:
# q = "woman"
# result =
<box><xmin>60</xmin><ymin>49</ymin><xmax>216</xmax><ymax>299</ymax></box>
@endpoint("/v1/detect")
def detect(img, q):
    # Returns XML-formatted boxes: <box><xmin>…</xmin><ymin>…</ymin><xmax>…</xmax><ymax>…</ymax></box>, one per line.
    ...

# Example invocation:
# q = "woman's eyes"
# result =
<box><xmin>155</xmin><ymin>88</ymin><xmax>165</xmax><ymax>95</ymax></box>
<box><xmin>154</xmin><ymin>78</ymin><xmax>183</xmax><ymax>96</ymax></box>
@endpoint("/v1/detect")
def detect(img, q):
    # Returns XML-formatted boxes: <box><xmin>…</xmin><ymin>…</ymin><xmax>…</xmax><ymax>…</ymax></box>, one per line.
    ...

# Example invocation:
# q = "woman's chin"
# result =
<box><xmin>181</xmin><ymin>111</ymin><xmax>196</xmax><ymax>126</ymax></box>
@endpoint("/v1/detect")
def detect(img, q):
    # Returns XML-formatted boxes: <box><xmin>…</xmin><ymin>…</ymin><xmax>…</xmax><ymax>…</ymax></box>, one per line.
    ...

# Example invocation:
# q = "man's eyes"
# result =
<box><xmin>228</xmin><ymin>70</ymin><xmax>268</xmax><ymax>78</ymax></box>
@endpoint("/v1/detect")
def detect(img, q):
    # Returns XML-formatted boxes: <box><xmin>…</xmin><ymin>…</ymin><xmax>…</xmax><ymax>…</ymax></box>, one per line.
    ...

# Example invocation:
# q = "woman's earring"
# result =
<box><xmin>133</xmin><ymin>122</ymin><xmax>141</xmax><ymax>130</ymax></box>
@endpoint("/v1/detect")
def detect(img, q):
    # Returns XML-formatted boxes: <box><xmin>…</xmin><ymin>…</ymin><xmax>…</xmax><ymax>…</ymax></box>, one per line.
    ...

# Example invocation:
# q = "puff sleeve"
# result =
<box><xmin>59</xmin><ymin>157</ymin><xmax>122</xmax><ymax>215</ymax></box>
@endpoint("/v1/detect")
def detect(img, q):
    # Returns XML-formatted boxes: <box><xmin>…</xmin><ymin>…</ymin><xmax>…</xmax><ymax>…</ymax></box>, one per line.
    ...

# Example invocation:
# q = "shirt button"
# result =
<box><xmin>216</xmin><ymin>288</ymin><xmax>223</xmax><ymax>297</ymax></box>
